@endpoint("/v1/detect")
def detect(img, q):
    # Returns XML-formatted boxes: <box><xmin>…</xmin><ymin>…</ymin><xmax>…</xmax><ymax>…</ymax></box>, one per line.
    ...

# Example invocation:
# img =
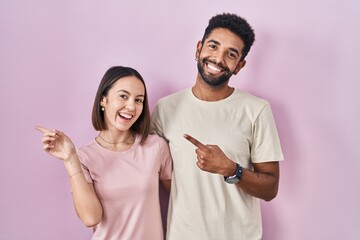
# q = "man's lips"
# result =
<box><xmin>204</xmin><ymin>59</ymin><xmax>229</xmax><ymax>74</ymax></box>
<box><xmin>207</xmin><ymin>62</ymin><xmax>222</xmax><ymax>73</ymax></box>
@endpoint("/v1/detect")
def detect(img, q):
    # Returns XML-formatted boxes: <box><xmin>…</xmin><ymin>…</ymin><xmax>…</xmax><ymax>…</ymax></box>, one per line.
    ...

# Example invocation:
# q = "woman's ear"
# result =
<box><xmin>100</xmin><ymin>96</ymin><xmax>107</xmax><ymax>108</ymax></box>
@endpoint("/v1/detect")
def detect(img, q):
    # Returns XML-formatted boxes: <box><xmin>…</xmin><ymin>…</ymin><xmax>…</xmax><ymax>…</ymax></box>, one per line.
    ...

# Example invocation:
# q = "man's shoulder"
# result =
<box><xmin>233</xmin><ymin>89</ymin><xmax>270</xmax><ymax>107</ymax></box>
<box><xmin>157</xmin><ymin>88</ymin><xmax>190</xmax><ymax>105</ymax></box>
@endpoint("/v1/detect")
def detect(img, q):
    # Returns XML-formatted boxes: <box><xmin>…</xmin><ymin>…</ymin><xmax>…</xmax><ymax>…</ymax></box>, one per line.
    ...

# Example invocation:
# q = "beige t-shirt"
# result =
<box><xmin>151</xmin><ymin>88</ymin><xmax>283</xmax><ymax>240</ymax></box>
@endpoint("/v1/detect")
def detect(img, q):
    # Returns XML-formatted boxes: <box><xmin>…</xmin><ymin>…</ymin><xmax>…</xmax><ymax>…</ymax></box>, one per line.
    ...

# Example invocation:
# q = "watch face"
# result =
<box><xmin>225</xmin><ymin>176</ymin><xmax>240</xmax><ymax>184</ymax></box>
<box><xmin>224</xmin><ymin>163</ymin><xmax>242</xmax><ymax>184</ymax></box>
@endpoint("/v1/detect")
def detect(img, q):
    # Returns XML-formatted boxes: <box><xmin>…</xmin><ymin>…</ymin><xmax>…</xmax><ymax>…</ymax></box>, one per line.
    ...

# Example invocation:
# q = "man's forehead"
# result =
<box><xmin>205</xmin><ymin>28</ymin><xmax>244</xmax><ymax>51</ymax></box>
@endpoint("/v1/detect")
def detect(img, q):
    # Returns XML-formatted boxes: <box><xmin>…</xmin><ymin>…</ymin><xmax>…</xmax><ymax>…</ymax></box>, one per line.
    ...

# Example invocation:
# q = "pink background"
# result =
<box><xmin>1</xmin><ymin>1</ymin><xmax>359</xmax><ymax>239</ymax></box>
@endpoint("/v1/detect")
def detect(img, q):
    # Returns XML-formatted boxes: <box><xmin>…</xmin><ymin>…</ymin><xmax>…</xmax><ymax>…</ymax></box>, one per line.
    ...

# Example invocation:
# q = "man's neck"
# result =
<box><xmin>192</xmin><ymin>76</ymin><xmax>234</xmax><ymax>102</ymax></box>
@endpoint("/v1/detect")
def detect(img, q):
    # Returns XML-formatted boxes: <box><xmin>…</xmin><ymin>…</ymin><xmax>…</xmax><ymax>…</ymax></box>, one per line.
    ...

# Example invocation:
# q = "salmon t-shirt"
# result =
<box><xmin>77</xmin><ymin>134</ymin><xmax>172</xmax><ymax>240</ymax></box>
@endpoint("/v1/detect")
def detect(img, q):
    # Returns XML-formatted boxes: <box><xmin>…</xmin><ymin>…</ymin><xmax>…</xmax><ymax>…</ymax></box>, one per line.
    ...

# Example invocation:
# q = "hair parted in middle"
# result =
<box><xmin>202</xmin><ymin>13</ymin><xmax>256</xmax><ymax>61</ymax></box>
<box><xmin>91</xmin><ymin>66</ymin><xmax>150</xmax><ymax>145</ymax></box>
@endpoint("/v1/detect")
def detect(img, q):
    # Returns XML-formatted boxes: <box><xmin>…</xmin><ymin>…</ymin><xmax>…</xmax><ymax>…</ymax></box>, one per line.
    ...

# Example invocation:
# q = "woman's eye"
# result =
<box><xmin>135</xmin><ymin>99</ymin><xmax>144</xmax><ymax>103</ymax></box>
<box><xmin>119</xmin><ymin>95</ymin><xmax>128</xmax><ymax>99</ymax></box>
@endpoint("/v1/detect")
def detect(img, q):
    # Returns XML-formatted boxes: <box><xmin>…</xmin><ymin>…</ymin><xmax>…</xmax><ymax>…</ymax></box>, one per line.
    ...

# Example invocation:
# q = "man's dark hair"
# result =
<box><xmin>202</xmin><ymin>13</ymin><xmax>255</xmax><ymax>61</ymax></box>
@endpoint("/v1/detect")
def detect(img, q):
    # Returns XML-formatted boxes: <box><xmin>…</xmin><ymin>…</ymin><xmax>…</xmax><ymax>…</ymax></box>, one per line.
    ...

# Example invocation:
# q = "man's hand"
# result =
<box><xmin>183</xmin><ymin>134</ymin><xmax>236</xmax><ymax>176</ymax></box>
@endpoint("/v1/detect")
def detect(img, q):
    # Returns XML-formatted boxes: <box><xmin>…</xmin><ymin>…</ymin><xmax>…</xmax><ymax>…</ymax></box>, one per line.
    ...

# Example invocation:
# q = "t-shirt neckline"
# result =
<box><xmin>93</xmin><ymin>134</ymin><xmax>140</xmax><ymax>154</ymax></box>
<box><xmin>188</xmin><ymin>88</ymin><xmax>238</xmax><ymax>105</ymax></box>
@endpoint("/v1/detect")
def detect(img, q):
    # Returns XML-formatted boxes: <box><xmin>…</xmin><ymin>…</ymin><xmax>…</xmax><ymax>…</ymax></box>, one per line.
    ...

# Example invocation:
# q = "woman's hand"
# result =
<box><xmin>35</xmin><ymin>126</ymin><xmax>76</xmax><ymax>162</ymax></box>
<box><xmin>35</xmin><ymin>126</ymin><xmax>103</xmax><ymax>227</ymax></box>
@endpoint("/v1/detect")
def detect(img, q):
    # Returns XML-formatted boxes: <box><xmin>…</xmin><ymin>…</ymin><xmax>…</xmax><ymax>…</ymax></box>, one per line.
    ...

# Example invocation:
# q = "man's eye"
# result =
<box><xmin>209</xmin><ymin>44</ymin><xmax>216</xmax><ymax>49</ymax></box>
<box><xmin>228</xmin><ymin>52</ymin><xmax>237</xmax><ymax>59</ymax></box>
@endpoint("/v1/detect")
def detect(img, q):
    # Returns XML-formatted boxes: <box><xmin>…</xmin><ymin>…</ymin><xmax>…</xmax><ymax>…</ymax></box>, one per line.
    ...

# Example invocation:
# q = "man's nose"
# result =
<box><xmin>212</xmin><ymin>51</ymin><xmax>226</xmax><ymax>66</ymax></box>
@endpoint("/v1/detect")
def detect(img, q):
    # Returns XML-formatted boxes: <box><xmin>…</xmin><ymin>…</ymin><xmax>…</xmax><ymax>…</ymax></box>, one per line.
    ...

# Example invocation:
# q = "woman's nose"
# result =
<box><xmin>125</xmin><ymin>101</ymin><xmax>135</xmax><ymax>110</ymax></box>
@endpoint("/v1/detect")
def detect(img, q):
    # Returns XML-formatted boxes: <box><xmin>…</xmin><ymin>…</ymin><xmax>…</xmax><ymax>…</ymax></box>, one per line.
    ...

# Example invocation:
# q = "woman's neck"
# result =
<box><xmin>96</xmin><ymin>130</ymin><xmax>135</xmax><ymax>152</ymax></box>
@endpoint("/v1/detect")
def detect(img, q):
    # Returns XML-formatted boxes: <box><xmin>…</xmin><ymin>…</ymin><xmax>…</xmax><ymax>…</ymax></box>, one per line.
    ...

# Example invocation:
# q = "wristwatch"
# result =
<box><xmin>224</xmin><ymin>163</ymin><xmax>242</xmax><ymax>184</ymax></box>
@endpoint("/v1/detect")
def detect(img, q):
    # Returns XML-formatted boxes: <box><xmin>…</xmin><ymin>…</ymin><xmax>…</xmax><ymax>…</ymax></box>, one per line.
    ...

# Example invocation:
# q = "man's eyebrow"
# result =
<box><xmin>229</xmin><ymin>47</ymin><xmax>240</xmax><ymax>55</ymax></box>
<box><xmin>207</xmin><ymin>39</ymin><xmax>220</xmax><ymax>45</ymax></box>
<box><xmin>206</xmin><ymin>39</ymin><xmax>240</xmax><ymax>55</ymax></box>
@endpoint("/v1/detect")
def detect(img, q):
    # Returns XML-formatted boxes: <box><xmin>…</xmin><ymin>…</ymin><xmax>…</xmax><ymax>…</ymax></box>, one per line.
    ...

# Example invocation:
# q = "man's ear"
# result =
<box><xmin>195</xmin><ymin>41</ymin><xmax>202</xmax><ymax>60</ymax></box>
<box><xmin>233</xmin><ymin>60</ymin><xmax>246</xmax><ymax>75</ymax></box>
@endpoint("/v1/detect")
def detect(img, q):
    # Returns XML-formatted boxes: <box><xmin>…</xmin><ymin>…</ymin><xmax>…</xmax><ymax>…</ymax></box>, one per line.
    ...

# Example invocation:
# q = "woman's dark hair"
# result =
<box><xmin>202</xmin><ymin>13</ymin><xmax>255</xmax><ymax>61</ymax></box>
<box><xmin>92</xmin><ymin>66</ymin><xmax>150</xmax><ymax>145</ymax></box>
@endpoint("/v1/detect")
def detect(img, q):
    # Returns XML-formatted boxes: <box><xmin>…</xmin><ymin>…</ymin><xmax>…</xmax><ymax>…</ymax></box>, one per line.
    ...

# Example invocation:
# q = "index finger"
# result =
<box><xmin>183</xmin><ymin>134</ymin><xmax>206</xmax><ymax>150</ymax></box>
<box><xmin>35</xmin><ymin>125</ymin><xmax>52</xmax><ymax>134</ymax></box>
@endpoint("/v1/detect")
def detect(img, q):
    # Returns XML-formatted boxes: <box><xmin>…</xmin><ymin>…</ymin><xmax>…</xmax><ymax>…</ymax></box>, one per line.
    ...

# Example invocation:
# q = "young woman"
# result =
<box><xmin>36</xmin><ymin>66</ymin><xmax>172</xmax><ymax>240</ymax></box>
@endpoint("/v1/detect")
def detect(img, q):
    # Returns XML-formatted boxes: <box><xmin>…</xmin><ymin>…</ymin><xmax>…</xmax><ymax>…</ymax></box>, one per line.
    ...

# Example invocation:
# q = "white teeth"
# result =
<box><xmin>207</xmin><ymin>63</ymin><xmax>221</xmax><ymax>72</ymax></box>
<box><xmin>119</xmin><ymin>113</ymin><xmax>133</xmax><ymax>119</ymax></box>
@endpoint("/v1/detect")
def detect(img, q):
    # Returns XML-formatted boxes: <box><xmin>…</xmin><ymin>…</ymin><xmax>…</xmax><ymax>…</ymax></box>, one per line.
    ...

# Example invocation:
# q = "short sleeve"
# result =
<box><xmin>251</xmin><ymin>103</ymin><xmax>284</xmax><ymax>163</ymax></box>
<box><xmin>157</xmin><ymin>137</ymin><xmax>172</xmax><ymax>180</ymax></box>
<box><xmin>76</xmin><ymin>148</ymin><xmax>94</xmax><ymax>183</ymax></box>
<box><xmin>151</xmin><ymin>104</ymin><xmax>165</xmax><ymax>139</ymax></box>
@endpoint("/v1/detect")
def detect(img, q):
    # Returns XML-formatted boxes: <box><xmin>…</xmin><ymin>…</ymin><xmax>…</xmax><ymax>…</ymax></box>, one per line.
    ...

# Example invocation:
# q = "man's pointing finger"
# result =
<box><xmin>183</xmin><ymin>134</ymin><xmax>206</xmax><ymax>150</ymax></box>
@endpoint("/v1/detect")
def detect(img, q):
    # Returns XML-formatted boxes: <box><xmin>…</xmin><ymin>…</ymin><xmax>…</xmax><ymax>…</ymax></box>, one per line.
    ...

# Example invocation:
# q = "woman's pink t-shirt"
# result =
<box><xmin>77</xmin><ymin>134</ymin><xmax>172</xmax><ymax>240</ymax></box>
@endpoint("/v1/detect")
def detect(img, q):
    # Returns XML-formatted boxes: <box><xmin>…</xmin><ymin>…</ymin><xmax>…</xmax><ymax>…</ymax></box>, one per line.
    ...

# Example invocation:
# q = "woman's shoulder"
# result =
<box><xmin>77</xmin><ymin>140</ymin><xmax>97</xmax><ymax>152</ymax></box>
<box><xmin>76</xmin><ymin>140</ymin><xmax>99</xmax><ymax>160</ymax></box>
<box><xmin>140</xmin><ymin>134</ymin><xmax>170</xmax><ymax>160</ymax></box>
<box><xmin>144</xmin><ymin>133</ymin><xmax>168</xmax><ymax>145</ymax></box>
<box><xmin>140</xmin><ymin>134</ymin><xmax>169</xmax><ymax>151</ymax></box>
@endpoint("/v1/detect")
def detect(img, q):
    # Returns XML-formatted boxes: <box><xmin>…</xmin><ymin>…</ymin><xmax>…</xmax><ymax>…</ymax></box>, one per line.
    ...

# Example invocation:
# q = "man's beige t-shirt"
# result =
<box><xmin>151</xmin><ymin>89</ymin><xmax>283</xmax><ymax>240</ymax></box>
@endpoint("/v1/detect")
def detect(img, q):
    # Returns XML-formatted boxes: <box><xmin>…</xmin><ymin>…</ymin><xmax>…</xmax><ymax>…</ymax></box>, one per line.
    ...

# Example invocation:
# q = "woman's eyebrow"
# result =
<box><xmin>116</xmin><ymin>89</ymin><xmax>130</xmax><ymax>94</ymax></box>
<box><xmin>117</xmin><ymin>89</ymin><xmax>144</xmax><ymax>97</ymax></box>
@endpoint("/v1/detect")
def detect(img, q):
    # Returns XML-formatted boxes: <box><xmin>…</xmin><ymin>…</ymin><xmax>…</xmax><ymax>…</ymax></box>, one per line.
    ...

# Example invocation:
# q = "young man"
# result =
<box><xmin>151</xmin><ymin>13</ymin><xmax>284</xmax><ymax>240</ymax></box>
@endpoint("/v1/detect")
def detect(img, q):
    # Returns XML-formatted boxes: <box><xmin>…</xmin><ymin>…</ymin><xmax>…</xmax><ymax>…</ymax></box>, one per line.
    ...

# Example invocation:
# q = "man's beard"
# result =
<box><xmin>197</xmin><ymin>58</ymin><xmax>233</xmax><ymax>87</ymax></box>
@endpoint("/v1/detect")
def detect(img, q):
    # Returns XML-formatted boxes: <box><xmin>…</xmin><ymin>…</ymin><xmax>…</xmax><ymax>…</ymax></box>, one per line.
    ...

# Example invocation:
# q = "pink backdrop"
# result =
<box><xmin>1</xmin><ymin>1</ymin><xmax>359</xmax><ymax>239</ymax></box>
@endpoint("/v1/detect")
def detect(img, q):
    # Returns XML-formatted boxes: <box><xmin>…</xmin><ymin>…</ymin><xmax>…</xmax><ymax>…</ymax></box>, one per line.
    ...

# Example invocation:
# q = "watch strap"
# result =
<box><xmin>224</xmin><ymin>163</ymin><xmax>242</xmax><ymax>183</ymax></box>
